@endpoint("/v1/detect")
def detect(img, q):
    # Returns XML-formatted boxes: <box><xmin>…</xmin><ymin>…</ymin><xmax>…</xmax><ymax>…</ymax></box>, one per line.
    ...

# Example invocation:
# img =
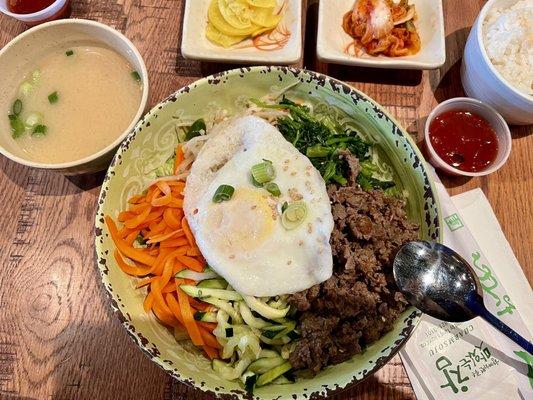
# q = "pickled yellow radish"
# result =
<box><xmin>208</xmin><ymin>0</ymin><xmax>260</xmax><ymax>36</ymax></box>
<box><xmin>251</xmin><ymin>26</ymin><xmax>276</xmax><ymax>37</ymax></box>
<box><xmin>206</xmin><ymin>23</ymin><xmax>247</xmax><ymax>47</ymax></box>
<box><xmin>205</xmin><ymin>0</ymin><xmax>285</xmax><ymax>48</ymax></box>
<box><xmin>250</xmin><ymin>6</ymin><xmax>282</xmax><ymax>27</ymax></box>
<box><xmin>218</xmin><ymin>0</ymin><xmax>252</xmax><ymax>30</ymax></box>
<box><xmin>246</xmin><ymin>0</ymin><xmax>277</xmax><ymax>7</ymax></box>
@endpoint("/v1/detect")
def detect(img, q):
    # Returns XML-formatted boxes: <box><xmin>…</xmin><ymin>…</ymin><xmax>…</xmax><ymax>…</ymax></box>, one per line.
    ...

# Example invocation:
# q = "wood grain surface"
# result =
<box><xmin>0</xmin><ymin>1</ymin><xmax>531</xmax><ymax>399</ymax></box>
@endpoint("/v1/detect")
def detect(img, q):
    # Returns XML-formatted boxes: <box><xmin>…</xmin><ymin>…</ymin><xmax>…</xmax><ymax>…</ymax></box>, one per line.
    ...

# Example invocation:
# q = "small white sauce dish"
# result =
<box><xmin>181</xmin><ymin>0</ymin><xmax>302</xmax><ymax>64</ymax></box>
<box><xmin>316</xmin><ymin>0</ymin><xmax>445</xmax><ymax>70</ymax></box>
<box><xmin>461</xmin><ymin>0</ymin><xmax>533</xmax><ymax>125</ymax></box>
<box><xmin>424</xmin><ymin>97</ymin><xmax>512</xmax><ymax>177</ymax></box>
<box><xmin>0</xmin><ymin>19</ymin><xmax>149</xmax><ymax>175</ymax></box>
<box><xmin>0</xmin><ymin>0</ymin><xmax>70</xmax><ymax>25</ymax></box>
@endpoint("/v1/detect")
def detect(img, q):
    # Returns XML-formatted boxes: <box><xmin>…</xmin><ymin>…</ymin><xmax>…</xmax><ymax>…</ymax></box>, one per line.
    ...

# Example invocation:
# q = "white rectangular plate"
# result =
<box><xmin>317</xmin><ymin>0</ymin><xmax>446</xmax><ymax>70</ymax></box>
<box><xmin>181</xmin><ymin>0</ymin><xmax>302</xmax><ymax>64</ymax></box>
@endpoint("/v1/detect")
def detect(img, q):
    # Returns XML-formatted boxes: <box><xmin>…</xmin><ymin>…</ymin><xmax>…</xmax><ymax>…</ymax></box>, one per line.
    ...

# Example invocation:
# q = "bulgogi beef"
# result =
<box><xmin>288</xmin><ymin>153</ymin><xmax>420</xmax><ymax>373</ymax></box>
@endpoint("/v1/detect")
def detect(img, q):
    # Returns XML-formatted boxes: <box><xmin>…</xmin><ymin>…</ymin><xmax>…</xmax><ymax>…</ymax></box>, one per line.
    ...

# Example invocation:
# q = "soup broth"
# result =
<box><xmin>8</xmin><ymin>44</ymin><xmax>142</xmax><ymax>164</ymax></box>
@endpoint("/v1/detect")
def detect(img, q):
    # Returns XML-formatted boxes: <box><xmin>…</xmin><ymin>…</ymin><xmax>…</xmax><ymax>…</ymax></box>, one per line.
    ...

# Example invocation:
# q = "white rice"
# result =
<box><xmin>483</xmin><ymin>0</ymin><xmax>533</xmax><ymax>96</ymax></box>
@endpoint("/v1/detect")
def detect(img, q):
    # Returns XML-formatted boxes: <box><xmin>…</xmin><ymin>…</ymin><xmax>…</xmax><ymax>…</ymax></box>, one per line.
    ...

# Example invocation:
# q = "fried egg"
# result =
<box><xmin>184</xmin><ymin>116</ymin><xmax>334</xmax><ymax>296</ymax></box>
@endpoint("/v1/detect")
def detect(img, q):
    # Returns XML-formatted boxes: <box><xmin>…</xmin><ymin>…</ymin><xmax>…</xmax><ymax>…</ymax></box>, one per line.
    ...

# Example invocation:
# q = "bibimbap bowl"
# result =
<box><xmin>94</xmin><ymin>67</ymin><xmax>441</xmax><ymax>399</ymax></box>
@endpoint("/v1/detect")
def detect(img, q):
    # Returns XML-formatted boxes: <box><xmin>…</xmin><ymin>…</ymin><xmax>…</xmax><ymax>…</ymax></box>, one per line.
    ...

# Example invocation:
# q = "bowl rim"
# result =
<box><xmin>475</xmin><ymin>0</ymin><xmax>533</xmax><ymax>104</ymax></box>
<box><xmin>0</xmin><ymin>0</ymin><xmax>66</xmax><ymax>18</ymax></box>
<box><xmin>94</xmin><ymin>65</ymin><xmax>443</xmax><ymax>399</ymax></box>
<box><xmin>424</xmin><ymin>97</ymin><xmax>512</xmax><ymax>177</ymax></box>
<box><xmin>0</xmin><ymin>18</ymin><xmax>149</xmax><ymax>170</ymax></box>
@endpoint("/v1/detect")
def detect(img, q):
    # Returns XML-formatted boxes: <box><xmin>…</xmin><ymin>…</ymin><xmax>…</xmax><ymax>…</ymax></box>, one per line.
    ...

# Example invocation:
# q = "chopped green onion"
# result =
<box><xmin>19</xmin><ymin>82</ymin><xmax>33</xmax><ymax>96</ymax></box>
<box><xmin>131</xmin><ymin>71</ymin><xmax>141</xmax><ymax>82</ymax></box>
<box><xmin>32</xmin><ymin>124</ymin><xmax>47</xmax><ymax>136</ymax></box>
<box><xmin>281</xmin><ymin>202</ymin><xmax>308</xmax><ymax>230</ymax></box>
<box><xmin>281</xmin><ymin>201</ymin><xmax>288</xmax><ymax>213</ymax></box>
<box><xmin>251</xmin><ymin>174</ymin><xmax>263</xmax><ymax>187</ymax></box>
<box><xmin>264</xmin><ymin>182</ymin><xmax>281</xmax><ymax>197</ymax></box>
<box><xmin>32</xmin><ymin>69</ymin><xmax>41</xmax><ymax>83</ymax></box>
<box><xmin>251</xmin><ymin>161</ymin><xmax>275</xmax><ymax>184</ymax></box>
<box><xmin>48</xmin><ymin>91</ymin><xmax>59</xmax><ymax>104</ymax></box>
<box><xmin>12</xmin><ymin>99</ymin><xmax>22</xmax><ymax>116</ymax></box>
<box><xmin>213</xmin><ymin>185</ymin><xmax>235</xmax><ymax>203</ymax></box>
<box><xmin>65</xmin><ymin>50</ymin><xmax>74</xmax><ymax>56</ymax></box>
<box><xmin>8</xmin><ymin>114</ymin><xmax>25</xmax><ymax>138</ymax></box>
<box><xmin>185</xmin><ymin>118</ymin><xmax>206</xmax><ymax>141</ymax></box>
<box><xmin>306</xmin><ymin>144</ymin><xmax>330</xmax><ymax>158</ymax></box>
<box><xmin>25</xmin><ymin>112</ymin><xmax>43</xmax><ymax>128</ymax></box>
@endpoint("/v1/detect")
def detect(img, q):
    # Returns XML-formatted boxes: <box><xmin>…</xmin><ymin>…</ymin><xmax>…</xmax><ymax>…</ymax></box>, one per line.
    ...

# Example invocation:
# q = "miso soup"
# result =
<box><xmin>7</xmin><ymin>44</ymin><xmax>143</xmax><ymax>164</ymax></box>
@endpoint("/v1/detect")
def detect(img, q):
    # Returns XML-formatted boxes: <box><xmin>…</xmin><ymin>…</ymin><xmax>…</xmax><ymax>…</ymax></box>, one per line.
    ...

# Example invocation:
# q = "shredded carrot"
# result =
<box><xmin>136</xmin><ymin>276</ymin><xmax>157</xmax><ymax>288</ymax></box>
<box><xmin>105</xmin><ymin>168</ymin><xmax>219</xmax><ymax>359</ymax></box>
<box><xmin>177</xmin><ymin>287</ymin><xmax>204</xmax><ymax>346</ymax></box>
<box><xmin>176</xmin><ymin>255</ymin><xmax>204</xmax><ymax>272</ymax></box>
<box><xmin>174</xmin><ymin>145</ymin><xmax>184</xmax><ymax>175</ymax></box>
<box><xmin>203</xmin><ymin>345</ymin><xmax>219</xmax><ymax>359</ymax></box>
<box><xmin>181</xmin><ymin>217</ymin><xmax>195</xmax><ymax>247</ymax></box>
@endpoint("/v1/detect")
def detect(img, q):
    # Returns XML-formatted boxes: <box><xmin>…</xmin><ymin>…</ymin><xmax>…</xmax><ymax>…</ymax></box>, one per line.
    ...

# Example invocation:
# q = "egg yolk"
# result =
<box><xmin>203</xmin><ymin>188</ymin><xmax>275</xmax><ymax>254</ymax></box>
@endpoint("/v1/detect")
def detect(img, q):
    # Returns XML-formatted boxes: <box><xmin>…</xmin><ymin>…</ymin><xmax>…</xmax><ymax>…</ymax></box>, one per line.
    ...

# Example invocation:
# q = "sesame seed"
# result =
<box><xmin>287</xmin><ymin>260</ymin><xmax>292</xmax><ymax>265</ymax></box>
<box><xmin>307</xmin><ymin>223</ymin><xmax>313</xmax><ymax>233</ymax></box>
<box><xmin>229</xmin><ymin>254</ymin><xmax>235</xmax><ymax>259</ymax></box>
<box><xmin>290</xmin><ymin>172</ymin><xmax>297</xmax><ymax>176</ymax></box>
<box><xmin>298</xmin><ymin>240</ymin><xmax>303</xmax><ymax>246</ymax></box>
<box><xmin>283</xmin><ymin>165</ymin><xmax>289</xmax><ymax>171</ymax></box>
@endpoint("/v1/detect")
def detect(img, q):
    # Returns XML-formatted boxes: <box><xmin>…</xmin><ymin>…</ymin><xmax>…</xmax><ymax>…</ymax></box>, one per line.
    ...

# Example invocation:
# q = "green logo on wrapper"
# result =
<box><xmin>445</xmin><ymin>213</ymin><xmax>464</xmax><ymax>231</ymax></box>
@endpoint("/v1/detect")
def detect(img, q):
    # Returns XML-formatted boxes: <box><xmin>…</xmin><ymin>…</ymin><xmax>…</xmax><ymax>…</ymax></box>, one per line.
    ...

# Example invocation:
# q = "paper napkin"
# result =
<box><xmin>400</xmin><ymin>177</ymin><xmax>533</xmax><ymax>400</ymax></box>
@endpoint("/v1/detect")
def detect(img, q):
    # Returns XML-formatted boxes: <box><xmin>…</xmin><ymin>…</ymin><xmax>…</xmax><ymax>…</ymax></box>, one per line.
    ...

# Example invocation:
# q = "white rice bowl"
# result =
<box><xmin>482</xmin><ymin>0</ymin><xmax>533</xmax><ymax>96</ymax></box>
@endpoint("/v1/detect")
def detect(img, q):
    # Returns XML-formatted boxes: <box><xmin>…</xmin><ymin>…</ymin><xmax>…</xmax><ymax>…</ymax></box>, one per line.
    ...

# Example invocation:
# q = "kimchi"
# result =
<box><xmin>342</xmin><ymin>0</ymin><xmax>421</xmax><ymax>57</ymax></box>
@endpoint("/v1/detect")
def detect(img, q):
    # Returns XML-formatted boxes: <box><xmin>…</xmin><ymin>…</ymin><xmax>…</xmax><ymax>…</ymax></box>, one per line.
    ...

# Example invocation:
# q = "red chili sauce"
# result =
<box><xmin>8</xmin><ymin>0</ymin><xmax>56</xmax><ymax>14</ymax></box>
<box><xmin>429</xmin><ymin>110</ymin><xmax>499</xmax><ymax>173</ymax></box>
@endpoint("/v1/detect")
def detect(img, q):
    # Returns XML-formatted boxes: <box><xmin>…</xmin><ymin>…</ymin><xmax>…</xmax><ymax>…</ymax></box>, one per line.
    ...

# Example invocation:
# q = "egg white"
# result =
<box><xmin>184</xmin><ymin>116</ymin><xmax>334</xmax><ymax>296</ymax></box>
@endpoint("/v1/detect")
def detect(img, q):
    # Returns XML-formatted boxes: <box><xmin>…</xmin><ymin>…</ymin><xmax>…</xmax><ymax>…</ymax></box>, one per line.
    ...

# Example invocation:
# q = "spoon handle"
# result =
<box><xmin>471</xmin><ymin>299</ymin><xmax>533</xmax><ymax>354</ymax></box>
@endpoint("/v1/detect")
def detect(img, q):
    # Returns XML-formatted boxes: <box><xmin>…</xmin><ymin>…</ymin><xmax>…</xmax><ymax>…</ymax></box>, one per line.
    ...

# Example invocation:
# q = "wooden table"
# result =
<box><xmin>0</xmin><ymin>1</ymin><xmax>531</xmax><ymax>399</ymax></box>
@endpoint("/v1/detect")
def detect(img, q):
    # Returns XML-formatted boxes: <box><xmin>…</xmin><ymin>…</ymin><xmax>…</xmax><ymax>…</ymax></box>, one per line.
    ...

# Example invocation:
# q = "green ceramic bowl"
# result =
<box><xmin>95</xmin><ymin>66</ymin><xmax>441</xmax><ymax>399</ymax></box>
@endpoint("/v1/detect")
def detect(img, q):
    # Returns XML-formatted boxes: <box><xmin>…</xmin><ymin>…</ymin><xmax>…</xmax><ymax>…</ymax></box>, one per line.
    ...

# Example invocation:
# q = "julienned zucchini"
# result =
<box><xmin>197</xmin><ymin>278</ymin><xmax>227</xmax><ymax>289</ymax></box>
<box><xmin>194</xmin><ymin>311</ymin><xmax>217</xmax><ymax>322</ymax></box>
<box><xmin>243</xmin><ymin>295</ymin><xmax>290</xmax><ymax>319</ymax></box>
<box><xmin>256</xmin><ymin>362</ymin><xmax>292</xmax><ymax>387</ymax></box>
<box><xmin>180</xmin><ymin>285</ymin><xmax>242</xmax><ymax>301</ymax></box>
<box><xmin>175</xmin><ymin>268</ymin><xmax>218</xmax><ymax>281</ymax></box>
<box><xmin>247</xmin><ymin>356</ymin><xmax>286</xmax><ymax>374</ymax></box>
<box><xmin>212</xmin><ymin>355</ymin><xmax>254</xmax><ymax>381</ymax></box>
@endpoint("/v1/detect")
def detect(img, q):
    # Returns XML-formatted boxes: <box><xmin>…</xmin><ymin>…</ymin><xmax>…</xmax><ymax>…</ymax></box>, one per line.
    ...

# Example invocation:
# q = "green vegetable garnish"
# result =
<box><xmin>185</xmin><ymin>118</ymin><xmax>206</xmax><ymax>141</ymax></box>
<box><xmin>19</xmin><ymin>82</ymin><xmax>33</xmax><ymax>96</ymax></box>
<box><xmin>357</xmin><ymin>160</ymin><xmax>395</xmax><ymax>191</ymax></box>
<box><xmin>48</xmin><ymin>91</ymin><xmax>59</xmax><ymax>104</ymax></box>
<box><xmin>8</xmin><ymin>114</ymin><xmax>25</xmax><ymax>138</ymax></box>
<box><xmin>281</xmin><ymin>202</ymin><xmax>307</xmax><ymax>230</ymax></box>
<box><xmin>25</xmin><ymin>113</ymin><xmax>43</xmax><ymax>128</ymax></box>
<box><xmin>253</xmin><ymin>97</ymin><xmax>369</xmax><ymax>184</ymax></box>
<box><xmin>66</xmin><ymin>50</ymin><xmax>74</xmax><ymax>56</ymax></box>
<box><xmin>12</xmin><ymin>99</ymin><xmax>22</xmax><ymax>115</ymax></box>
<box><xmin>254</xmin><ymin>97</ymin><xmax>397</xmax><ymax>191</ymax></box>
<box><xmin>131</xmin><ymin>71</ymin><xmax>141</xmax><ymax>82</ymax></box>
<box><xmin>251</xmin><ymin>161</ymin><xmax>275</xmax><ymax>184</ymax></box>
<box><xmin>281</xmin><ymin>201</ymin><xmax>288</xmax><ymax>213</ymax></box>
<box><xmin>32</xmin><ymin>124</ymin><xmax>47</xmax><ymax>136</ymax></box>
<box><xmin>213</xmin><ymin>185</ymin><xmax>235</xmax><ymax>203</ymax></box>
<box><xmin>264</xmin><ymin>182</ymin><xmax>281</xmax><ymax>197</ymax></box>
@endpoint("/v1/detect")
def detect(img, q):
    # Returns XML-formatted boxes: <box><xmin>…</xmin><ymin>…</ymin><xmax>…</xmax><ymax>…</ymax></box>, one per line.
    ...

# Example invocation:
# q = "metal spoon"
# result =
<box><xmin>393</xmin><ymin>241</ymin><xmax>533</xmax><ymax>354</ymax></box>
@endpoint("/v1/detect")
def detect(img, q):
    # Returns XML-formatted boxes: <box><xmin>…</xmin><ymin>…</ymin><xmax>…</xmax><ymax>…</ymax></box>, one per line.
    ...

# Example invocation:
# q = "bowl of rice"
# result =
<box><xmin>461</xmin><ymin>0</ymin><xmax>532</xmax><ymax>125</ymax></box>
